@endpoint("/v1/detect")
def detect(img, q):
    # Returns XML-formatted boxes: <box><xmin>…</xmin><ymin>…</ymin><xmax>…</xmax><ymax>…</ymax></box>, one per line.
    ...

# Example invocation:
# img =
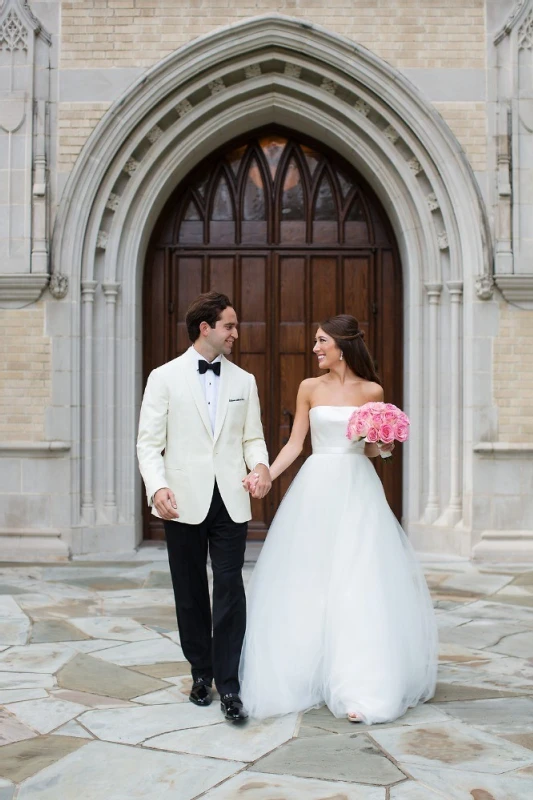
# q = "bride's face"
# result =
<box><xmin>313</xmin><ymin>328</ymin><xmax>341</xmax><ymax>370</ymax></box>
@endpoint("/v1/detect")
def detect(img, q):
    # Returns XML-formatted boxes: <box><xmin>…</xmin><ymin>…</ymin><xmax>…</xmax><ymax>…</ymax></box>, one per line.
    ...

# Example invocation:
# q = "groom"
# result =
<box><xmin>137</xmin><ymin>292</ymin><xmax>271</xmax><ymax>722</ymax></box>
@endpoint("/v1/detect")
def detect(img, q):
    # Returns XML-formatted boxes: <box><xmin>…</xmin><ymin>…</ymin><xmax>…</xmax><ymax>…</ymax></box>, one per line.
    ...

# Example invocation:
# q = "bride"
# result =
<box><xmin>239</xmin><ymin>314</ymin><xmax>438</xmax><ymax>724</ymax></box>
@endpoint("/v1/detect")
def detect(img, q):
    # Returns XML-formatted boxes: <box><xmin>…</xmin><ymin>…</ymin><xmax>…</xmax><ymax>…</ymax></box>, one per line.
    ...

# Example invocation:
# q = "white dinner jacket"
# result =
<box><xmin>136</xmin><ymin>347</ymin><xmax>269</xmax><ymax>525</ymax></box>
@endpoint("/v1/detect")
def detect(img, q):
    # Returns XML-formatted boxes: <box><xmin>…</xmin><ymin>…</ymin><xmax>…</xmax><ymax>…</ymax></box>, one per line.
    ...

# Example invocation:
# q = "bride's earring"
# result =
<box><xmin>339</xmin><ymin>352</ymin><xmax>343</xmax><ymax>361</ymax></box>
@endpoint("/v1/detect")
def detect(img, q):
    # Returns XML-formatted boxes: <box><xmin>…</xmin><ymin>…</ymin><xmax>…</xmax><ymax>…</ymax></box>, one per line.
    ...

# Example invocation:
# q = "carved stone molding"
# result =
<box><xmin>123</xmin><ymin>158</ymin><xmax>139</xmax><ymax>176</ymax></box>
<box><xmin>0</xmin><ymin>273</ymin><xmax>49</xmax><ymax>305</ymax></box>
<box><xmin>244</xmin><ymin>64</ymin><xmax>261</xmax><ymax>79</ymax></box>
<box><xmin>175</xmin><ymin>99</ymin><xmax>192</xmax><ymax>117</ymax></box>
<box><xmin>354</xmin><ymin>98</ymin><xmax>370</xmax><ymax>116</ymax></box>
<box><xmin>494</xmin><ymin>0</ymin><xmax>530</xmax><ymax>44</ymax></box>
<box><xmin>437</xmin><ymin>231</ymin><xmax>449</xmax><ymax>250</ymax></box>
<box><xmin>284</xmin><ymin>63</ymin><xmax>301</xmax><ymax>79</ymax></box>
<box><xmin>96</xmin><ymin>231</ymin><xmax>108</xmax><ymax>250</ymax></box>
<box><xmin>494</xmin><ymin>274</ymin><xmax>533</xmax><ymax>302</ymax></box>
<box><xmin>475</xmin><ymin>274</ymin><xmax>494</xmax><ymax>300</ymax></box>
<box><xmin>383</xmin><ymin>125</ymin><xmax>399</xmax><ymax>144</ymax></box>
<box><xmin>106</xmin><ymin>193</ymin><xmax>120</xmax><ymax>212</ymax></box>
<box><xmin>407</xmin><ymin>157</ymin><xmax>422</xmax><ymax>175</ymax></box>
<box><xmin>518</xmin><ymin>8</ymin><xmax>533</xmax><ymax>49</ymax></box>
<box><xmin>320</xmin><ymin>78</ymin><xmax>337</xmax><ymax>94</ymax></box>
<box><xmin>208</xmin><ymin>78</ymin><xmax>225</xmax><ymax>95</ymax></box>
<box><xmin>147</xmin><ymin>125</ymin><xmax>163</xmax><ymax>144</ymax></box>
<box><xmin>49</xmin><ymin>272</ymin><xmax>69</xmax><ymax>300</ymax></box>
<box><xmin>427</xmin><ymin>193</ymin><xmax>439</xmax><ymax>212</ymax></box>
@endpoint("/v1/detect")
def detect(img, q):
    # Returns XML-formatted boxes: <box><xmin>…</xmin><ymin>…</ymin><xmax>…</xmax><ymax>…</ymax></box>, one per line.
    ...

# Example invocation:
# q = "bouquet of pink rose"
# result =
<box><xmin>346</xmin><ymin>402</ymin><xmax>410</xmax><ymax>459</ymax></box>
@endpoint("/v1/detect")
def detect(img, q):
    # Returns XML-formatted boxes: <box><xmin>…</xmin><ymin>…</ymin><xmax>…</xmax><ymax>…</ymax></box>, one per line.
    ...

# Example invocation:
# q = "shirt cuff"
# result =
<box><xmin>253</xmin><ymin>462</ymin><xmax>270</xmax><ymax>471</ymax></box>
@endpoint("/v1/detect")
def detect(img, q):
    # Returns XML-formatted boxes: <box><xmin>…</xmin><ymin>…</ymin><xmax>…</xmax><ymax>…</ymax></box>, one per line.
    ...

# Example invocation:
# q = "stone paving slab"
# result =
<box><xmin>0</xmin><ymin>735</ymin><xmax>86</xmax><ymax>783</ymax></box>
<box><xmin>201</xmin><ymin>771</ymin><xmax>387</xmax><ymax>798</ymax></box>
<box><xmin>370</xmin><ymin>720</ymin><xmax>533</xmax><ymax>774</ymax></box>
<box><xmin>253</xmin><ymin>732</ymin><xmax>406</xmax><ymax>785</ymax></box>
<box><xmin>1</xmin><ymin>557</ymin><xmax>533</xmax><ymax>798</ymax></box>
<box><xmin>56</xmin><ymin>653</ymin><xmax>168</xmax><ymax>699</ymax></box>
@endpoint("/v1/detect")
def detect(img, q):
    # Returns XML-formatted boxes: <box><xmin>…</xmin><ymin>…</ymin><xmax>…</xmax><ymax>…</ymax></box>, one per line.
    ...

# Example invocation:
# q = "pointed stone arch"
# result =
<box><xmin>52</xmin><ymin>14</ymin><xmax>492</xmax><ymax>554</ymax></box>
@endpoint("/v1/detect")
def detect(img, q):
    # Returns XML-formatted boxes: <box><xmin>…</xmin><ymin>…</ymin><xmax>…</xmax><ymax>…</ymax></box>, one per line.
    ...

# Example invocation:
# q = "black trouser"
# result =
<box><xmin>164</xmin><ymin>483</ymin><xmax>247</xmax><ymax>696</ymax></box>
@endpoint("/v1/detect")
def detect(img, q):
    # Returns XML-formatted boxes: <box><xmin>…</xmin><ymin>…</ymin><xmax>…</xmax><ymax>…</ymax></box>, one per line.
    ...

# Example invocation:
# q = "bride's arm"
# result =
<box><xmin>269</xmin><ymin>381</ymin><xmax>312</xmax><ymax>481</ymax></box>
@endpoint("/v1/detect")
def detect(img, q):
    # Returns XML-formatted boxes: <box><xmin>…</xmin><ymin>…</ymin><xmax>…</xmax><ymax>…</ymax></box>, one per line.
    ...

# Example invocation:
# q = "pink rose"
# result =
<box><xmin>366</xmin><ymin>426</ymin><xmax>379</xmax><ymax>443</ymax></box>
<box><xmin>371</xmin><ymin>412</ymin><xmax>383</xmax><ymax>429</ymax></box>
<box><xmin>354</xmin><ymin>418</ymin><xmax>368</xmax><ymax>438</ymax></box>
<box><xmin>383</xmin><ymin>410</ymin><xmax>396</xmax><ymax>423</ymax></box>
<box><xmin>385</xmin><ymin>403</ymin><xmax>396</xmax><ymax>411</ymax></box>
<box><xmin>379</xmin><ymin>423</ymin><xmax>395</xmax><ymax>443</ymax></box>
<box><xmin>395</xmin><ymin>422</ymin><xmax>409</xmax><ymax>442</ymax></box>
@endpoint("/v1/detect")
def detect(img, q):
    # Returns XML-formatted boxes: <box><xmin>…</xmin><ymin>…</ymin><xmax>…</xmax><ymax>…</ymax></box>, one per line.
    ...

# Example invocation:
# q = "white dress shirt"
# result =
<box><xmin>193</xmin><ymin>347</ymin><xmax>221</xmax><ymax>433</ymax></box>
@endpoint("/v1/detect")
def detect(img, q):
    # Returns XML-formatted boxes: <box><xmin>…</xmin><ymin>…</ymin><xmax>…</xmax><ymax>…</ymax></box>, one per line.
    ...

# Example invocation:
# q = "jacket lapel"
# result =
<box><xmin>183</xmin><ymin>349</ymin><xmax>213</xmax><ymax>440</ymax></box>
<box><xmin>213</xmin><ymin>356</ymin><xmax>230</xmax><ymax>444</ymax></box>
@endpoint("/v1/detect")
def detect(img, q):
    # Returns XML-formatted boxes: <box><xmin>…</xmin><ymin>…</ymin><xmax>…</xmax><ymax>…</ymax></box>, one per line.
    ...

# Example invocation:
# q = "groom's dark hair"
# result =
<box><xmin>186</xmin><ymin>291</ymin><xmax>233</xmax><ymax>342</ymax></box>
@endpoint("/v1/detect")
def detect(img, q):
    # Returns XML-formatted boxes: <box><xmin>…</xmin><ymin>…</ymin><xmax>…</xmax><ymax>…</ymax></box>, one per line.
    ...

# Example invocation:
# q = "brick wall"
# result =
<box><xmin>0</xmin><ymin>302</ymin><xmax>51</xmax><ymax>442</ymax></box>
<box><xmin>494</xmin><ymin>303</ymin><xmax>533</xmax><ymax>443</ymax></box>
<box><xmin>60</xmin><ymin>0</ymin><xmax>486</xmax><ymax>70</ymax></box>
<box><xmin>434</xmin><ymin>102</ymin><xmax>487</xmax><ymax>172</ymax></box>
<box><xmin>58</xmin><ymin>102</ymin><xmax>112</xmax><ymax>170</ymax></box>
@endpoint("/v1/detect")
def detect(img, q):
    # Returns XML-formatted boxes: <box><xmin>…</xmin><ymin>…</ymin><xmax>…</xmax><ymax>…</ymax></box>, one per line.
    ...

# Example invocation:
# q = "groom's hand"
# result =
<box><xmin>250</xmin><ymin>464</ymin><xmax>272</xmax><ymax>500</ymax></box>
<box><xmin>153</xmin><ymin>487</ymin><xmax>179</xmax><ymax>520</ymax></box>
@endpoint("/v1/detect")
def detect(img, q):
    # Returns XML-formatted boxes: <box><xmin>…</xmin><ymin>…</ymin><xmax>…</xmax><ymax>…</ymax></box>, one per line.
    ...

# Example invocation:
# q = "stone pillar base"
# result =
<box><xmin>0</xmin><ymin>530</ymin><xmax>70</xmax><ymax>562</ymax></box>
<box><xmin>472</xmin><ymin>530</ymin><xmax>533</xmax><ymax>563</ymax></box>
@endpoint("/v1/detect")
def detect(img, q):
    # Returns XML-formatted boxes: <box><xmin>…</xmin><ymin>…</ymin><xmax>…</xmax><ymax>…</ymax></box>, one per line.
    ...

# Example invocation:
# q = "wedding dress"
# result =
<box><xmin>239</xmin><ymin>405</ymin><xmax>438</xmax><ymax>724</ymax></box>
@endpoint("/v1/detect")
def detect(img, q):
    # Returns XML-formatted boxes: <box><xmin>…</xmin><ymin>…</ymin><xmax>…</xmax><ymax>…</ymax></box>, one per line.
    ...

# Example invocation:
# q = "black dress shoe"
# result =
<box><xmin>189</xmin><ymin>678</ymin><xmax>213</xmax><ymax>706</ymax></box>
<box><xmin>220</xmin><ymin>693</ymin><xmax>248</xmax><ymax>722</ymax></box>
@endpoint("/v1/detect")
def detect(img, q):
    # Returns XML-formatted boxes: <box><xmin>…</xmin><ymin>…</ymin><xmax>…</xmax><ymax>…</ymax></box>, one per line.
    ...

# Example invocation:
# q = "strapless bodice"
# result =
<box><xmin>310</xmin><ymin>406</ymin><xmax>366</xmax><ymax>455</ymax></box>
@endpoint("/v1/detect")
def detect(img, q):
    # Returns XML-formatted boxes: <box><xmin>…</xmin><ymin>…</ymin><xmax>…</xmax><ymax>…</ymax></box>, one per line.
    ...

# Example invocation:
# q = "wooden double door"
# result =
<box><xmin>143</xmin><ymin>129</ymin><xmax>403</xmax><ymax>540</ymax></box>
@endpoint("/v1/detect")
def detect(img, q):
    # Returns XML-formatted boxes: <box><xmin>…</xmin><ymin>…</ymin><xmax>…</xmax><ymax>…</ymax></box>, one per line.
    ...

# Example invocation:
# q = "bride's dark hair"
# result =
<box><xmin>319</xmin><ymin>314</ymin><xmax>381</xmax><ymax>385</ymax></box>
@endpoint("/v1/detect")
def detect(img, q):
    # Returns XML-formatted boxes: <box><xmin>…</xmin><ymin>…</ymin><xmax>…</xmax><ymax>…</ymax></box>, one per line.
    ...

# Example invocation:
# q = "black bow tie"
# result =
<box><xmin>198</xmin><ymin>360</ymin><xmax>221</xmax><ymax>376</ymax></box>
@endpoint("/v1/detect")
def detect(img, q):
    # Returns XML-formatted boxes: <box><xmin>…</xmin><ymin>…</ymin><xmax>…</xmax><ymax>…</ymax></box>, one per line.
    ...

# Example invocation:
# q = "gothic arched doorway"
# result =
<box><xmin>143</xmin><ymin>128</ymin><xmax>403</xmax><ymax>539</ymax></box>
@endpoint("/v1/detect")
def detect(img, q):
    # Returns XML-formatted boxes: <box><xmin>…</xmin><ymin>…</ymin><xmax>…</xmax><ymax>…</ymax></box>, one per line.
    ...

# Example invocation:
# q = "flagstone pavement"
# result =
<box><xmin>2</xmin><ymin>545</ymin><xmax>533</xmax><ymax>799</ymax></box>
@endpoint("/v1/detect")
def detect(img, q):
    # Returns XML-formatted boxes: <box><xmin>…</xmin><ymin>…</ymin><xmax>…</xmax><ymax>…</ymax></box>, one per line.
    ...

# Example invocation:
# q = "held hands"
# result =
<box><xmin>242</xmin><ymin>464</ymin><xmax>272</xmax><ymax>500</ymax></box>
<box><xmin>153</xmin><ymin>487</ymin><xmax>180</xmax><ymax>520</ymax></box>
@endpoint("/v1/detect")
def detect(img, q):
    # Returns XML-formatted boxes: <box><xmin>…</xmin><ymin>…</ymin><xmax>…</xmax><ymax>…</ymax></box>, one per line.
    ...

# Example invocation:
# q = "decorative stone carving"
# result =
<box><xmin>0</xmin><ymin>0</ymin><xmax>52</xmax><ymax>294</ymax></box>
<box><xmin>518</xmin><ymin>9</ymin><xmax>533</xmax><ymax>49</ymax></box>
<box><xmin>96</xmin><ymin>231</ymin><xmax>108</xmax><ymax>250</ymax></box>
<box><xmin>354</xmin><ymin>98</ymin><xmax>370</xmax><ymax>116</ymax></box>
<box><xmin>106</xmin><ymin>193</ymin><xmax>120</xmax><ymax>212</ymax></box>
<box><xmin>407</xmin><ymin>156</ymin><xmax>422</xmax><ymax>175</ymax></box>
<box><xmin>0</xmin><ymin>7</ymin><xmax>28</xmax><ymax>51</ymax></box>
<box><xmin>437</xmin><ymin>231</ymin><xmax>449</xmax><ymax>250</ymax></box>
<box><xmin>147</xmin><ymin>125</ymin><xmax>163</xmax><ymax>144</ymax></box>
<box><xmin>244</xmin><ymin>64</ymin><xmax>261</xmax><ymax>79</ymax></box>
<box><xmin>427</xmin><ymin>193</ymin><xmax>439</xmax><ymax>211</ymax></box>
<box><xmin>123</xmin><ymin>157</ymin><xmax>139</xmax><ymax>176</ymax></box>
<box><xmin>176</xmin><ymin>99</ymin><xmax>192</xmax><ymax>117</ymax></box>
<box><xmin>493</xmin><ymin>0</ymin><xmax>533</xmax><ymax>295</ymax></box>
<box><xmin>49</xmin><ymin>272</ymin><xmax>69</xmax><ymax>300</ymax></box>
<box><xmin>384</xmin><ymin>125</ymin><xmax>399</xmax><ymax>144</ymax></box>
<box><xmin>494</xmin><ymin>0</ymin><xmax>529</xmax><ymax>44</ymax></box>
<box><xmin>320</xmin><ymin>78</ymin><xmax>337</xmax><ymax>94</ymax></box>
<box><xmin>475</xmin><ymin>274</ymin><xmax>494</xmax><ymax>300</ymax></box>
<box><xmin>284</xmin><ymin>63</ymin><xmax>301</xmax><ymax>79</ymax></box>
<box><xmin>208</xmin><ymin>78</ymin><xmax>225</xmax><ymax>95</ymax></box>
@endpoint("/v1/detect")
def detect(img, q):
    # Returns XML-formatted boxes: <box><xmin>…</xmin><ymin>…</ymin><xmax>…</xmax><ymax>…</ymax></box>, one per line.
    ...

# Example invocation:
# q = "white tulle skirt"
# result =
<box><xmin>239</xmin><ymin>452</ymin><xmax>438</xmax><ymax>724</ymax></box>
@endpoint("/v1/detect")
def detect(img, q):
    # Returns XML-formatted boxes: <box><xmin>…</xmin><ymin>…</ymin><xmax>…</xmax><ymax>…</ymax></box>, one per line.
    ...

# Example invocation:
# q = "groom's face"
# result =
<box><xmin>206</xmin><ymin>306</ymin><xmax>239</xmax><ymax>356</ymax></box>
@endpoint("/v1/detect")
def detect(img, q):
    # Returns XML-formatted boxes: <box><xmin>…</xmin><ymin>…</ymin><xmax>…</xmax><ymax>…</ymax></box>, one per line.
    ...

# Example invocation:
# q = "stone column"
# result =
<box><xmin>102</xmin><ymin>282</ymin><xmax>120</xmax><ymax>522</ymax></box>
<box><xmin>437</xmin><ymin>281</ymin><xmax>463</xmax><ymax>526</ymax></box>
<box><xmin>81</xmin><ymin>280</ymin><xmax>98</xmax><ymax>525</ymax></box>
<box><xmin>422</xmin><ymin>283</ymin><xmax>442</xmax><ymax>524</ymax></box>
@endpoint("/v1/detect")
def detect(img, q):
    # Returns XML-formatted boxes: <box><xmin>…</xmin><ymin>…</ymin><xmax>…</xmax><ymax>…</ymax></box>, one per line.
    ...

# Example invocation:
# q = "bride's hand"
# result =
<box><xmin>242</xmin><ymin>472</ymin><xmax>259</xmax><ymax>493</ymax></box>
<box><xmin>378</xmin><ymin>442</ymin><xmax>395</xmax><ymax>454</ymax></box>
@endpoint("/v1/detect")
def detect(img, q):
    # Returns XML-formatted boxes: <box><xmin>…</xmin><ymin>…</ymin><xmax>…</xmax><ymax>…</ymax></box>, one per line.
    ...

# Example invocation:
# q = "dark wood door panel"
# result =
<box><xmin>143</xmin><ymin>129</ymin><xmax>403</xmax><ymax>540</ymax></box>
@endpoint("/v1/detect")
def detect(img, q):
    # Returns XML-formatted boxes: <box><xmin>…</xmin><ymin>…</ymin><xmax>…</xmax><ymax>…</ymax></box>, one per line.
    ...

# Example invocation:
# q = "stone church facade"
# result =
<box><xmin>1</xmin><ymin>0</ymin><xmax>532</xmax><ymax>561</ymax></box>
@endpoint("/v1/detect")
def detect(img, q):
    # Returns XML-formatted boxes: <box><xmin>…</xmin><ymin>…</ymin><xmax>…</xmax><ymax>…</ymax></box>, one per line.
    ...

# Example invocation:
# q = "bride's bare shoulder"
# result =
<box><xmin>359</xmin><ymin>381</ymin><xmax>384</xmax><ymax>402</ymax></box>
<box><xmin>298</xmin><ymin>377</ymin><xmax>321</xmax><ymax>400</ymax></box>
